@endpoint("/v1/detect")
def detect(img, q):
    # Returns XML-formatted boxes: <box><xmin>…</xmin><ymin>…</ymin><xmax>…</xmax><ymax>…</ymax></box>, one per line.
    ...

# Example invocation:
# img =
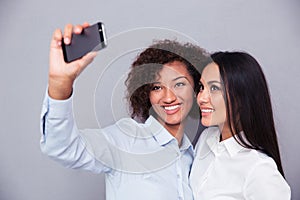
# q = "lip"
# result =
<box><xmin>161</xmin><ymin>104</ymin><xmax>182</xmax><ymax>115</ymax></box>
<box><xmin>200</xmin><ymin>107</ymin><xmax>215</xmax><ymax>117</ymax></box>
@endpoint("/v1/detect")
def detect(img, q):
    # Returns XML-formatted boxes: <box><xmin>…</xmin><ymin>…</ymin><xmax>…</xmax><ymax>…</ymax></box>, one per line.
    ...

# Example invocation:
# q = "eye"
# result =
<box><xmin>152</xmin><ymin>85</ymin><xmax>162</xmax><ymax>91</ymax></box>
<box><xmin>175</xmin><ymin>82</ymin><xmax>186</xmax><ymax>88</ymax></box>
<box><xmin>198</xmin><ymin>82</ymin><xmax>204</xmax><ymax>92</ymax></box>
<box><xmin>210</xmin><ymin>85</ymin><xmax>220</xmax><ymax>92</ymax></box>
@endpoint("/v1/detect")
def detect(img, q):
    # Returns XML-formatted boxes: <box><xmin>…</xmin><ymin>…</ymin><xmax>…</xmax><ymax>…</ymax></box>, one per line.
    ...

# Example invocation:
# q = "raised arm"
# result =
<box><xmin>40</xmin><ymin>23</ymin><xmax>109</xmax><ymax>173</ymax></box>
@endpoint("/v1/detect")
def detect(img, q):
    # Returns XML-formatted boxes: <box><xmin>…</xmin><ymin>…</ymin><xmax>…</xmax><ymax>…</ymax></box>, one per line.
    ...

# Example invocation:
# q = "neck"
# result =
<box><xmin>153</xmin><ymin>115</ymin><xmax>187</xmax><ymax>146</ymax></box>
<box><xmin>163</xmin><ymin>122</ymin><xmax>185</xmax><ymax>147</ymax></box>
<box><xmin>219</xmin><ymin>124</ymin><xmax>233</xmax><ymax>141</ymax></box>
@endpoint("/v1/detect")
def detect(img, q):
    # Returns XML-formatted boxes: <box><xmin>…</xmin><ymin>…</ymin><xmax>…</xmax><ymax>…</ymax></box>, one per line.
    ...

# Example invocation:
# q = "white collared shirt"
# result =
<box><xmin>190</xmin><ymin>127</ymin><xmax>291</xmax><ymax>200</ymax></box>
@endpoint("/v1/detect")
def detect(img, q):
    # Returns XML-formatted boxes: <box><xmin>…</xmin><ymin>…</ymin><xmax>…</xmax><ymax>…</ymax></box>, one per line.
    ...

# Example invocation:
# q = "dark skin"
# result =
<box><xmin>48</xmin><ymin>22</ymin><xmax>97</xmax><ymax>100</ymax></box>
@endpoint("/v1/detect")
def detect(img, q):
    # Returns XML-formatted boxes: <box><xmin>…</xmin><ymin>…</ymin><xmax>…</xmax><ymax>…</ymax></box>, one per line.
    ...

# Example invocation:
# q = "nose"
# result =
<box><xmin>162</xmin><ymin>87</ymin><xmax>177</xmax><ymax>103</ymax></box>
<box><xmin>197</xmin><ymin>88</ymin><xmax>210</xmax><ymax>105</ymax></box>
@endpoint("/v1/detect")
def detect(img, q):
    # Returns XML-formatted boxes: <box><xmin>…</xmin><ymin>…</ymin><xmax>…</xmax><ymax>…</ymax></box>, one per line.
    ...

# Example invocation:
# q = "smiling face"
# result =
<box><xmin>197</xmin><ymin>62</ymin><xmax>228</xmax><ymax>131</ymax></box>
<box><xmin>149</xmin><ymin>61</ymin><xmax>195</xmax><ymax>135</ymax></box>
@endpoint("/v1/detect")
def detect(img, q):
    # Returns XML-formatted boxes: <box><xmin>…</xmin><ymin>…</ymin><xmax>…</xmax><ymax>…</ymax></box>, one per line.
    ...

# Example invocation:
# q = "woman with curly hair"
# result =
<box><xmin>40</xmin><ymin>23</ymin><xmax>210</xmax><ymax>200</ymax></box>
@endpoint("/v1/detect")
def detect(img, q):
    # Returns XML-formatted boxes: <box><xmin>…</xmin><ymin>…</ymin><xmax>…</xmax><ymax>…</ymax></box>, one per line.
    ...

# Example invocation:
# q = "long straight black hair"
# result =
<box><xmin>211</xmin><ymin>51</ymin><xmax>285</xmax><ymax>177</ymax></box>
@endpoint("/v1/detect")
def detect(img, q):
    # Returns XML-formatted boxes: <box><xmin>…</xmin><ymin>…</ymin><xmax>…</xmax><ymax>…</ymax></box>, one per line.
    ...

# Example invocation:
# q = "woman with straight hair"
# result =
<box><xmin>190</xmin><ymin>51</ymin><xmax>291</xmax><ymax>199</ymax></box>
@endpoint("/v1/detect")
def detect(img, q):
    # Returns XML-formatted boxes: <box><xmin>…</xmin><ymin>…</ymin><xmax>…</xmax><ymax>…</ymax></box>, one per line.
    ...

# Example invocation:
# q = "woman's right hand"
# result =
<box><xmin>48</xmin><ymin>22</ymin><xmax>97</xmax><ymax>100</ymax></box>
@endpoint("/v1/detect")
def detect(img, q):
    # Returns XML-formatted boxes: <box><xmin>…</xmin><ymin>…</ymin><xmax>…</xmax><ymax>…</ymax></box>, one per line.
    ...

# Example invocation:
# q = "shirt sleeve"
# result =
<box><xmin>243</xmin><ymin>157</ymin><xmax>291</xmax><ymax>200</ymax></box>
<box><xmin>40</xmin><ymin>89</ymin><xmax>110</xmax><ymax>173</ymax></box>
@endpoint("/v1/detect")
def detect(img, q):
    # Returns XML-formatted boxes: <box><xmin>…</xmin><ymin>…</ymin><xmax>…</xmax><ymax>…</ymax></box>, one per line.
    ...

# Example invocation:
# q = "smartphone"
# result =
<box><xmin>62</xmin><ymin>22</ymin><xmax>107</xmax><ymax>63</ymax></box>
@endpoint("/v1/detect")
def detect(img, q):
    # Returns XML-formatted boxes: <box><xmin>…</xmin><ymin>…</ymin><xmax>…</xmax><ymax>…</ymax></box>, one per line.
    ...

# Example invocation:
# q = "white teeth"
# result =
<box><xmin>201</xmin><ymin>109</ymin><xmax>214</xmax><ymax>113</ymax></box>
<box><xmin>164</xmin><ymin>105</ymin><xmax>180</xmax><ymax>111</ymax></box>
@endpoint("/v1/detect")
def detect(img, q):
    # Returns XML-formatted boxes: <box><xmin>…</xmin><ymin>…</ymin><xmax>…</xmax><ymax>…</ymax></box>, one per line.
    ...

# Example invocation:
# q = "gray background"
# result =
<box><xmin>1</xmin><ymin>0</ymin><xmax>299</xmax><ymax>199</ymax></box>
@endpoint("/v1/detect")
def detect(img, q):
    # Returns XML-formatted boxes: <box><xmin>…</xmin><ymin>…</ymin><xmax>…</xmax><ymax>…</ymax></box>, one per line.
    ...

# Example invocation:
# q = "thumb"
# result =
<box><xmin>72</xmin><ymin>51</ymin><xmax>98</xmax><ymax>78</ymax></box>
<box><xmin>50</xmin><ymin>29</ymin><xmax>63</xmax><ymax>49</ymax></box>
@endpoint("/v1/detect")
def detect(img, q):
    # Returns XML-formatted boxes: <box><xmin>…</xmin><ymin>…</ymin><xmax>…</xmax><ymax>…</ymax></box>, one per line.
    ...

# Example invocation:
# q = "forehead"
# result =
<box><xmin>157</xmin><ymin>61</ymin><xmax>190</xmax><ymax>80</ymax></box>
<box><xmin>201</xmin><ymin>62</ymin><xmax>221</xmax><ymax>82</ymax></box>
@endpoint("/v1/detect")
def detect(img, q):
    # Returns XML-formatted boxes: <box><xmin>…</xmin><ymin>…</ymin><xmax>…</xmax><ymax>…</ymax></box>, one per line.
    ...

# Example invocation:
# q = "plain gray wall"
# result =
<box><xmin>1</xmin><ymin>0</ymin><xmax>299</xmax><ymax>199</ymax></box>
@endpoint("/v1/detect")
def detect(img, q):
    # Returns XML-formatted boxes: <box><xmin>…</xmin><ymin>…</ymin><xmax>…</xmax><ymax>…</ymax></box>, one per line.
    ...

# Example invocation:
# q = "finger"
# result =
<box><xmin>63</xmin><ymin>24</ymin><xmax>73</xmax><ymax>45</ymax></box>
<box><xmin>50</xmin><ymin>28</ymin><xmax>63</xmax><ymax>48</ymax></box>
<box><xmin>82</xmin><ymin>22</ymin><xmax>90</xmax><ymax>28</ymax></box>
<box><xmin>70</xmin><ymin>52</ymin><xmax>96</xmax><ymax>79</ymax></box>
<box><xmin>73</xmin><ymin>25</ymin><xmax>82</xmax><ymax>34</ymax></box>
<box><xmin>84</xmin><ymin>51</ymin><xmax>97</xmax><ymax>61</ymax></box>
<box><xmin>74</xmin><ymin>22</ymin><xmax>90</xmax><ymax>34</ymax></box>
<box><xmin>78</xmin><ymin>52</ymin><xmax>97</xmax><ymax>69</ymax></box>
<box><xmin>73</xmin><ymin>22</ymin><xmax>90</xmax><ymax>34</ymax></box>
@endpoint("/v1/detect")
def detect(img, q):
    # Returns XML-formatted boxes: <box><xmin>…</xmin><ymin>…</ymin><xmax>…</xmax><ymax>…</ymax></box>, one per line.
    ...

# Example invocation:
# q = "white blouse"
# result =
<box><xmin>189</xmin><ymin>127</ymin><xmax>291</xmax><ymax>200</ymax></box>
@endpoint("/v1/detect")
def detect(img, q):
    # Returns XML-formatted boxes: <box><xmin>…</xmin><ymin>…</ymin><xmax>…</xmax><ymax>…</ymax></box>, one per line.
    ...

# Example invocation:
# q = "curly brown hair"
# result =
<box><xmin>125</xmin><ymin>39</ymin><xmax>211</xmax><ymax>121</ymax></box>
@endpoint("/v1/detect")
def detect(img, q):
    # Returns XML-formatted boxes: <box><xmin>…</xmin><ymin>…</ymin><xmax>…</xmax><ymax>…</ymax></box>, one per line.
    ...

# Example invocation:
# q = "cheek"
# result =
<box><xmin>212</xmin><ymin>95</ymin><xmax>226</xmax><ymax>114</ymax></box>
<box><xmin>188</xmin><ymin>91</ymin><xmax>196</xmax><ymax>106</ymax></box>
<box><xmin>149</xmin><ymin>91</ymin><xmax>160</xmax><ymax>105</ymax></box>
<box><xmin>149</xmin><ymin>93</ymin><xmax>155</xmax><ymax>105</ymax></box>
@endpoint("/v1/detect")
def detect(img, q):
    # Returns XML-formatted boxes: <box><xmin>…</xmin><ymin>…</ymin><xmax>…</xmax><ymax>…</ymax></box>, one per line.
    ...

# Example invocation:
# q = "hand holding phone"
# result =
<box><xmin>48</xmin><ymin>22</ymin><xmax>105</xmax><ymax>100</ymax></box>
<box><xmin>62</xmin><ymin>22</ymin><xmax>107</xmax><ymax>63</ymax></box>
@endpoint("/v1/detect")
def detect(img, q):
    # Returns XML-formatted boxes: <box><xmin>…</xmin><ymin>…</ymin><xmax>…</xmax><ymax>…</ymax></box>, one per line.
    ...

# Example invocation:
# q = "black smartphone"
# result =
<box><xmin>62</xmin><ymin>22</ymin><xmax>107</xmax><ymax>63</ymax></box>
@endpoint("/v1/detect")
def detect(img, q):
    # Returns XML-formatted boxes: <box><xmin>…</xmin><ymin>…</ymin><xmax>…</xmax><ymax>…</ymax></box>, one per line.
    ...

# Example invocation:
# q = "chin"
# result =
<box><xmin>165</xmin><ymin>115</ymin><xmax>186</xmax><ymax>126</ymax></box>
<box><xmin>164</xmin><ymin>118</ymin><xmax>182</xmax><ymax>125</ymax></box>
<box><xmin>201</xmin><ymin>119</ymin><xmax>212</xmax><ymax>127</ymax></box>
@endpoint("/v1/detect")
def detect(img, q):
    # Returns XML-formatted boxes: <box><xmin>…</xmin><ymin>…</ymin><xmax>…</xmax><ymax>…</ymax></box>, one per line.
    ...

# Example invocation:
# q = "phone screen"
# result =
<box><xmin>62</xmin><ymin>22</ymin><xmax>107</xmax><ymax>63</ymax></box>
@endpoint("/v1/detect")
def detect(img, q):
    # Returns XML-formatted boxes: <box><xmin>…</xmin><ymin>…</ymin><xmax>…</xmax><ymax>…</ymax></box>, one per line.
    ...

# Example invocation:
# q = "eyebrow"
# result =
<box><xmin>173</xmin><ymin>76</ymin><xmax>189</xmax><ymax>82</ymax></box>
<box><xmin>207</xmin><ymin>80</ymin><xmax>222</xmax><ymax>85</ymax></box>
<box><xmin>153</xmin><ymin>76</ymin><xmax>189</xmax><ymax>84</ymax></box>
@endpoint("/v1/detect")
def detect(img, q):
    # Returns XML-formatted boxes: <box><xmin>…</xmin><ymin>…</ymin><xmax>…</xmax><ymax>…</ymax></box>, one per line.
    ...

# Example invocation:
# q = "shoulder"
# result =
<box><xmin>242</xmin><ymin>150</ymin><xmax>283</xmax><ymax>183</ymax></box>
<box><xmin>243</xmin><ymin>151</ymin><xmax>291</xmax><ymax>199</ymax></box>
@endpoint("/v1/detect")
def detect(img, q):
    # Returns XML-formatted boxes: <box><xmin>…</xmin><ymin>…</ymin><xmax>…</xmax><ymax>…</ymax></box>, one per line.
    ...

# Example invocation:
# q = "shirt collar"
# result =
<box><xmin>222</xmin><ymin>135</ymin><xmax>245</xmax><ymax>157</ymax></box>
<box><xmin>180</xmin><ymin>134</ymin><xmax>193</xmax><ymax>151</ymax></box>
<box><xmin>145</xmin><ymin>116</ymin><xmax>175</xmax><ymax>146</ymax></box>
<box><xmin>146</xmin><ymin>116</ymin><xmax>193</xmax><ymax>152</ymax></box>
<box><xmin>206</xmin><ymin>127</ymin><xmax>245</xmax><ymax>157</ymax></box>
<box><xmin>205</xmin><ymin>126</ymin><xmax>220</xmax><ymax>152</ymax></box>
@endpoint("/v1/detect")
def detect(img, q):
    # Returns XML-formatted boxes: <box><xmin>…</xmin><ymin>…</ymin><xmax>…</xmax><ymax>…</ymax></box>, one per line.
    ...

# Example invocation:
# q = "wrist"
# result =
<box><xmin>48</xmin><ymin>77</ymin><xmax>73</xmax><ymax>100</ymax></box>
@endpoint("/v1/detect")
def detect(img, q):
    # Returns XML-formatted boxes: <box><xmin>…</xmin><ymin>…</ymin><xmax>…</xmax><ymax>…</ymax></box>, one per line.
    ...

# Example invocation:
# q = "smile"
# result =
<box><xmin>164</xmin><ymin>105</ymin><xmax>180</xmax><ymax>111</ymax></box>
<box><xmin>201</xmin><ymin>109</ymin><xmax>215</xmax><ymax>113</ymax></box>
